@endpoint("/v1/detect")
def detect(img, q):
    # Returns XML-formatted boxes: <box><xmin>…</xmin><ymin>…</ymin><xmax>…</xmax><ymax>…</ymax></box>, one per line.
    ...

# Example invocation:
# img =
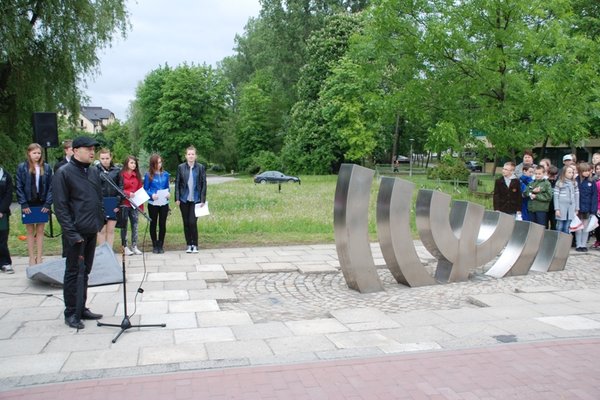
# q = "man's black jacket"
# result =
<box><xmin>52</xmin><ymin>158</ymin><xmax>105</xmax><ymax>245</ymax></box>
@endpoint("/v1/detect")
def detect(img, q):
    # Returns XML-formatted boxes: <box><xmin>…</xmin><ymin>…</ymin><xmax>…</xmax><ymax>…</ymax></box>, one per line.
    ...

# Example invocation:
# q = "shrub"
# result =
<box><xmin>210</xmin><ymin>164</ymin><xmax>225</xmax><ymax>173</ymax></box>
<box><xmin>427</xmin><ymin>155</ymin><xmax>470</xmax><ymax>181</ymax></box>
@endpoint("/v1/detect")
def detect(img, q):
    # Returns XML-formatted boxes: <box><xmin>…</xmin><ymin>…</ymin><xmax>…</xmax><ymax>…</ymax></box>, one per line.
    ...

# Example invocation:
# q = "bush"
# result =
<box><xmin>210</xmin><ymin>164</ymin><xmax>225</xmax><ymax>173</ymax></box>
<box><xmin>247</xmin><ymin>150</ymin><xmax>281</xmax><ymax>174</ymax></box>
<box><xmin>427</xmin><ymin>155</ymin><xmax>470</xmax><ymax>181</ymax></box>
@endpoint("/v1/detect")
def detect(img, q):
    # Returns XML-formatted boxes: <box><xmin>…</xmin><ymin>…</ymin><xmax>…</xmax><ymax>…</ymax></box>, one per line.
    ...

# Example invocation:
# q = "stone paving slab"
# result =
<box><xmin>231</xmin><ymin>322</ymin><xmax>294</xmax><ymax>340</ymax></box>
<box><xmin>174</xmin><ymin>327</ymin><xmax>235</xmax><ymax>344</ymax></box>
<box><xmin>284</xmin><ymin>318</ymin><xmax>348</xmax><ymax>335</ymax></box>
<box><xmin>0</xmin><ymin>242</ymin><xmax>599</xmax><ymax>393</ymax></box>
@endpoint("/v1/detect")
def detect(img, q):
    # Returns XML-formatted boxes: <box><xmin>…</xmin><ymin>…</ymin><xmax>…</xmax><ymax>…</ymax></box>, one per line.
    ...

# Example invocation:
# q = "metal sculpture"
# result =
<box><xmin>376</xmin><ymin>177</ymin><xmax>436</xmax><ymax>287</ymax></box>
<box><xmin>333</xmin><ymin>164</ymin><xmax>383</xmax><ymax>293</ymax></box>
<box><xmin>333</xmin><ymin>164</ymin><xmax>572</xmax><ymax>293</ymax></box>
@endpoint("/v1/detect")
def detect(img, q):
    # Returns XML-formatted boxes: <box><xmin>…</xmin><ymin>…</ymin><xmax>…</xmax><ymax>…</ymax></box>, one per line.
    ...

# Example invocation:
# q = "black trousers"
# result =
<box><xmin>63</xmin><ymin>233</ymin><xmax>97</xmax><ymax>318</ymax></box>
<box><xmin>179</xmin><ymin>201</ymin><xmax>198</xmax><ymax>246</ymax></box>
<box><xmin>148</xmin><ymin>204</ymin><xmax>169</xmax><ymax>245</ymax></box>
<box><xmin>0</xmin><ymin>226</ymin><xmax>11</xmax><ymax>267</ymax></box>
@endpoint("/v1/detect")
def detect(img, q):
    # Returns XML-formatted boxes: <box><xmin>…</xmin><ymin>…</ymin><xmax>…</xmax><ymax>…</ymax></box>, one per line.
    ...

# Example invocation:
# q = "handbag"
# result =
<box><xmin>569</xmin><ymin>215</ymin><xmax>584</xmax><ymax>232</ymax></box>
<box><xmin>585</xmin><ymin>214</ymin><xmax>599</xmax><ymax>233</ymax></box>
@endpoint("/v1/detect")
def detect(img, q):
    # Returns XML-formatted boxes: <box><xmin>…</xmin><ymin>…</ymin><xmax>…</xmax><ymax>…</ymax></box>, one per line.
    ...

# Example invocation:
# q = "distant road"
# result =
<box><xmin>207</xmin><ymin>176</ymin><xmax>238</xmax><ymax>185</ymax></box>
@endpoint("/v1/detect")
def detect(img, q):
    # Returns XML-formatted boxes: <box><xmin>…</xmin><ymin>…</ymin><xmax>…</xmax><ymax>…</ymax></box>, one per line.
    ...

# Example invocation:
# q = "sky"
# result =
<box><xmin>84</xmin><ymin>0</ymin><xmax>262</xmax><ymax>120</ymax></box>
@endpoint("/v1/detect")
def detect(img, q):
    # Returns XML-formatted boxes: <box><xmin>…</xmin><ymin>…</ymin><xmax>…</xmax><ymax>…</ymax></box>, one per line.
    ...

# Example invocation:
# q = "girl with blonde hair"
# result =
<box><xmin>16</xmin><ymin>143</ymin><xmax>53</xmax><ymax>265</ymax></box>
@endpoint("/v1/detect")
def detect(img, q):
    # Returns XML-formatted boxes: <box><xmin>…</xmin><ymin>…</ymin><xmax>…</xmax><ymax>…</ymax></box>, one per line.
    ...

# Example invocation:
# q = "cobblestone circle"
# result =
<box><xmin>214</xmin><ymin>253</ymin><xmax>600</xmax><ymax>322</ymax></box>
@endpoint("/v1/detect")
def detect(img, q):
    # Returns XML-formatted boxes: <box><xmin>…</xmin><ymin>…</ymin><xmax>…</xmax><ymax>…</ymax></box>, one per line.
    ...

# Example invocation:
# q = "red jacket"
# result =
<box><xmin>120</xmin><ymin>171</ymin><xmax>142</xmax><ymax>208</ymax></box>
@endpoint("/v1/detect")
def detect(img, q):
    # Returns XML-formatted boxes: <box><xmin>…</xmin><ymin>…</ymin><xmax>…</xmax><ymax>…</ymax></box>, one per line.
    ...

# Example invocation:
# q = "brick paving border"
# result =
<box><xmin>1</xmin><ymin>338</ymin><xmax>598</xmax><ymax>400</ymax></box>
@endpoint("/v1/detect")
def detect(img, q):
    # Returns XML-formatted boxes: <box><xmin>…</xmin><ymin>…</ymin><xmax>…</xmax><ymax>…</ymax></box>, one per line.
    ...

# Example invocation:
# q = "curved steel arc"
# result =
<box><xmin>416</xmin><ymin>191</ymin><xmax>484</xmax><ymax>283</ymax></box>
<box><xmin>530</xmin><ymin>230</ymin><xmax>571</xmax><ymax>273</ymax></box>
<box><xmin>475</xmin><ymin>211</ymin><xmax>515</xmax><ymax>266</ymax></box>
<box><xmin>376</xmin><ymin>177</ymin><xmax>436</xmax><ymax>287</ymax></box>
<box><xmin>485</xmin><ymin>221</ymin><xmax>544</xmax><ymax>278</ymax></box>
<box><xmin>333</xmin><ymin>164</ymin><xmax>383</xmax><ymax>293</ymax></box>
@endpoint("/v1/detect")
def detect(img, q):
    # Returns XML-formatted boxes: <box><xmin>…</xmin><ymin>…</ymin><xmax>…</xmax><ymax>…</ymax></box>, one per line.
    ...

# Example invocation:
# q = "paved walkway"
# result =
<box><xmin>0</xmin><ymin>243</ymin><xmax>599</xmax><ymax>399</ymax></box>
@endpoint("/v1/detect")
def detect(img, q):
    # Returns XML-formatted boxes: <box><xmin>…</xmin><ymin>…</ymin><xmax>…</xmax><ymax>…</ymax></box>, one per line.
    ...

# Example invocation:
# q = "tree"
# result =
<box><xmin>135</xmin><ymin>64</ymin><xmax>230</xmax><ymax>172</ymax></box>
<box><xmin>282</xmin><ymin>13</ymin><xmax>365</xmax><ymax>173</ymax></box>
<box><xmin>0</xmin><ymin>0</ymin><xmax>129</xmax><ymax>171</ymax></box>
<box><xmin>341</xmin><ymin>0</ymin><xmax>599</xmax><ymax>165</ymax></box>
<box><xmin>236</xmin><ymin>70</ymin><xmax>284</xmax><ymax>170</ymax></box>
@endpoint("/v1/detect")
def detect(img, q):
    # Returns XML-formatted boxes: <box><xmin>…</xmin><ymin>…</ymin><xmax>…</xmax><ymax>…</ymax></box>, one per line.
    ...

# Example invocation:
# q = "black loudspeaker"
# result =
<box><xmin>32</xmin><ymin>112</ymin><xmax>59</xmax><ymax>148</ymax></box>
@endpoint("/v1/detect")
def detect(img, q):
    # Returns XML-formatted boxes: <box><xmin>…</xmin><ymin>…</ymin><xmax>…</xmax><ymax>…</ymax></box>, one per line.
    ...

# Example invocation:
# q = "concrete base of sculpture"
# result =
<box><xmin>26</xmin><ymin>243</ymin><xmax>123</xmax><ymax>287</ymax></box>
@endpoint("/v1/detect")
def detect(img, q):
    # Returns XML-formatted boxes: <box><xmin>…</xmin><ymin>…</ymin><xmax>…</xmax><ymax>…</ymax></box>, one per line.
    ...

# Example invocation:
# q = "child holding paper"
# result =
<box><xmin>119</xmin><ymin>155</ymin><xmax>143</xmax><ymax>255</ymax></box>
<box><xmin>144</xmin><ymin>154</ymin><xmax>170</xmax><ymax>253</ymax></box>
<box><xmin>16</xmin><ymin>143</ymin><xmax>53</xmax><ymax>265</ymax></box>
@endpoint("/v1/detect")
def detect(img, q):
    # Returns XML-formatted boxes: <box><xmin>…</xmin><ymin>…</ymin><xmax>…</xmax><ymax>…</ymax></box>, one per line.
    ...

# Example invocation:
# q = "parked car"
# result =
<box><xmin>465</xmin><ymin>161</ymin><xmax>483</xmax><ymax>172</ymax></box>
<box><xmin>254</xmin><ymin>171</ymin><xmax>301</xmax><ymax>184</ymax></box>
<box><xmin>395</xmin><ymin>155</ymin><xmax>410</xmax><ymax>164</ymax></box>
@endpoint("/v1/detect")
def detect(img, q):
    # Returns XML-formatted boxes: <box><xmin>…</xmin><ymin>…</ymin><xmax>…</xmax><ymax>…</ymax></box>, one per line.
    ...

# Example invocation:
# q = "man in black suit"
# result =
<box><xmin>52</xmin><ymin>136</ymin><xmax>105</xmax><ymax>329</ymax></box>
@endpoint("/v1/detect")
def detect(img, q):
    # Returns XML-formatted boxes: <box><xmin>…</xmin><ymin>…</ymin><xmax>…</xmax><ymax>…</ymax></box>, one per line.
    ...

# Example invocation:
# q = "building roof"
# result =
<box><xmin>81</xmin><ymin>106</ymin><xmax>113</xmax><ymax>122</ymax></box>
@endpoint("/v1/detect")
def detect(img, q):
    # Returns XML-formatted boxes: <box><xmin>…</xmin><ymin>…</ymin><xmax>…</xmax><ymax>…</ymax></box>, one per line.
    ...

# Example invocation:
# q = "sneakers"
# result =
<box><xmin>0</xmin><ymin>265</ymin><xmax>14</xmax><ymax>274</ymax></box>
<box><xmin>186</xmin><ymin>245</ymin><xmax>192</xmax><ymax>253</ymax></box>
<box><xmin>191</xmin><ymin>245</ymin><xmax>199</xmax><ymax>253</ymax></box>
<box><xmin>132</xmin><ymin>246</ymin><xmax>142</xmax><ymax>255</ymax></box>
<box><xmin>124</xmin><ymin>247</ymin><xmax>134</xmax><ymax>256</ymax></box>
<box><xmin>575</xmin><ymin>247</ymin><xmax>589</xmax><ymax>252</ymax></box>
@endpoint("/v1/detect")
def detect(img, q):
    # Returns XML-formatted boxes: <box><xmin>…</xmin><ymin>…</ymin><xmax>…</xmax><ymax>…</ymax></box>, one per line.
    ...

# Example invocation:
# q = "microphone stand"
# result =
<box><xmin>96</xmin><ymin>173</ymin><xmax>166</xmax><ymax>343</ymax></box>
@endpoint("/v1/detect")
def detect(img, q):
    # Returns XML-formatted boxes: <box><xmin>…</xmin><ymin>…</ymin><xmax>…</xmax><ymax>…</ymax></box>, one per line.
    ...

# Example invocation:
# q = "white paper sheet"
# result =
<box><xmin>130</xmin><ymin>187</ymin><xmax>150</xmax><ymax>208</ymax></box>
<box><xmin>195</xmin><ymin>202</ymin><xmax>210</xmax><ymax>217</ymax></box>
<box><xmin>152</xmin><ymin>189</ymin><xmax>170</xmax><ymax>206</ymax></box>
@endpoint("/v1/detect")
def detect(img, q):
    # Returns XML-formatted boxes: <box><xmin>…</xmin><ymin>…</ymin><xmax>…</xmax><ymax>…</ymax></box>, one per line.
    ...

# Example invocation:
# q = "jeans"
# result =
<box><xmin>556</xmin><ymin>219</ymin><xmax>571</xmax><ymax>234</ymax></box>
<box><xmin>575</xmin><ymin>219</ymin><xmax>589</xmax><ymax>248</ymax></box>
<box><xmin>529</xmin><ymin>211</ymin><xmax>548</xmax><ymax>227</ymax></box>
<box><xmin>120</xmin><ymin>206</ymin><xmax>139</xmax><ymax>247</ymax></box>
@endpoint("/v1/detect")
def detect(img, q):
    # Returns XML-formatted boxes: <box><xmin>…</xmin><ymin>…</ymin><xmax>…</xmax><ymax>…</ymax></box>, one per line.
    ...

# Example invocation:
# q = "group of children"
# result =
<box><xmin>0</xmin><ymin>142</ymin><xmax>206</xmax><ymax>274</ymax></box>
<box><xmin>493</xmin><ymin>152</ymin><xmax>600</xmax><ymax>252</ymax></box>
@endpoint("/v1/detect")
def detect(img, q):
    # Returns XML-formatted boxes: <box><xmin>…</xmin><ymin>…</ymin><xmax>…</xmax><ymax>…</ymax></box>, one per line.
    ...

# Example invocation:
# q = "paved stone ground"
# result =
<box><xmin>0</xmin><ymin>242</ymin><xmax>599</xmax><ymax>398</ymax></box>
<box><xmin>216</xmin><ymin>249</ymin><xmax>600</xmax><ymax>322</ymax></box>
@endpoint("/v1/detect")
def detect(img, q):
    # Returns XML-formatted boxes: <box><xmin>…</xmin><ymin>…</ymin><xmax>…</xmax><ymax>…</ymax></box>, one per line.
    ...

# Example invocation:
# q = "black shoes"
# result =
<box><xmin>152</xmin><ymin>242</ymin><xmax>165</xmax><ymax>254</ymax></box>
<box><xmin>65</xmin><ymin>315</ymin><xmax>85</xmax><ymax>329</ymax></box>
<box><xmin>575</xmin><ymin>247</ymin><xmax>588</xmax><ymax>252</ymax></box>
<box><xmin>81</xmin><ymin>309</ymin><xmax>103</xmax><ymax>320</ymax></box>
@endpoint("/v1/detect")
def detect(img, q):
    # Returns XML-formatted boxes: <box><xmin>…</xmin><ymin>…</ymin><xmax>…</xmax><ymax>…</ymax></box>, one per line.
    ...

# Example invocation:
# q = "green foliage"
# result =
<box><xmin>135</xmin><ymin>64</ymin><xmax>231</xmax><ymax>173</ymax></box>
<box><xmin>95</xmin><ymin>120</ymin><xmax>133</xmax><ymax>162</ymax></box>
<box><xmin>281</xmin><ymin>13</ymin><xmax>365</xmax><ymax>174</ymax></box>
<box><xmin>0</xmin><ymin>0</ymin><xmax>129</xmax><ymax>173</ymax></box>
<box><xmin>236</xmin><ymin>70</ymin><xmax>284</xmax><ymax>169</ymax></box>
<box><xmin>247</xmin><ymin>150</ymin><xmax>281</xmax><ymax>174</ymax></box>
<box><xmin>427</xmin><ymin>155</ymin><xmax>470</xmax><ymax>181</ymax></box>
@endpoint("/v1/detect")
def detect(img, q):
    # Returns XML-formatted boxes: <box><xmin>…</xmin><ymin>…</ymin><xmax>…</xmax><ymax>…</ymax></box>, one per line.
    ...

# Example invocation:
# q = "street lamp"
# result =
<box><xmin>409</xmin><ymin>138</ymin><xmax>414</xmax><ymax>177</ymax></box>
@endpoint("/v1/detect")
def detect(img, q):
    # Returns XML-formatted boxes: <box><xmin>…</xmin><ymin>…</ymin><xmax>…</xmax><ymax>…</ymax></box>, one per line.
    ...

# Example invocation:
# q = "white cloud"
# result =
<box><xmin>84</xmin><ymin>0</ymin><xmax>261</xmax><ymax>120</ymax></box>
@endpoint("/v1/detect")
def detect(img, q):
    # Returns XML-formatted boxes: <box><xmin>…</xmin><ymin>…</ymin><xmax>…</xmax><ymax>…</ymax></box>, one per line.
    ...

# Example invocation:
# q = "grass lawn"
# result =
<box><xmin>7</xmin><ymin>173</ymin><xmax>495</xmax><ymax>256</ymax></box>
